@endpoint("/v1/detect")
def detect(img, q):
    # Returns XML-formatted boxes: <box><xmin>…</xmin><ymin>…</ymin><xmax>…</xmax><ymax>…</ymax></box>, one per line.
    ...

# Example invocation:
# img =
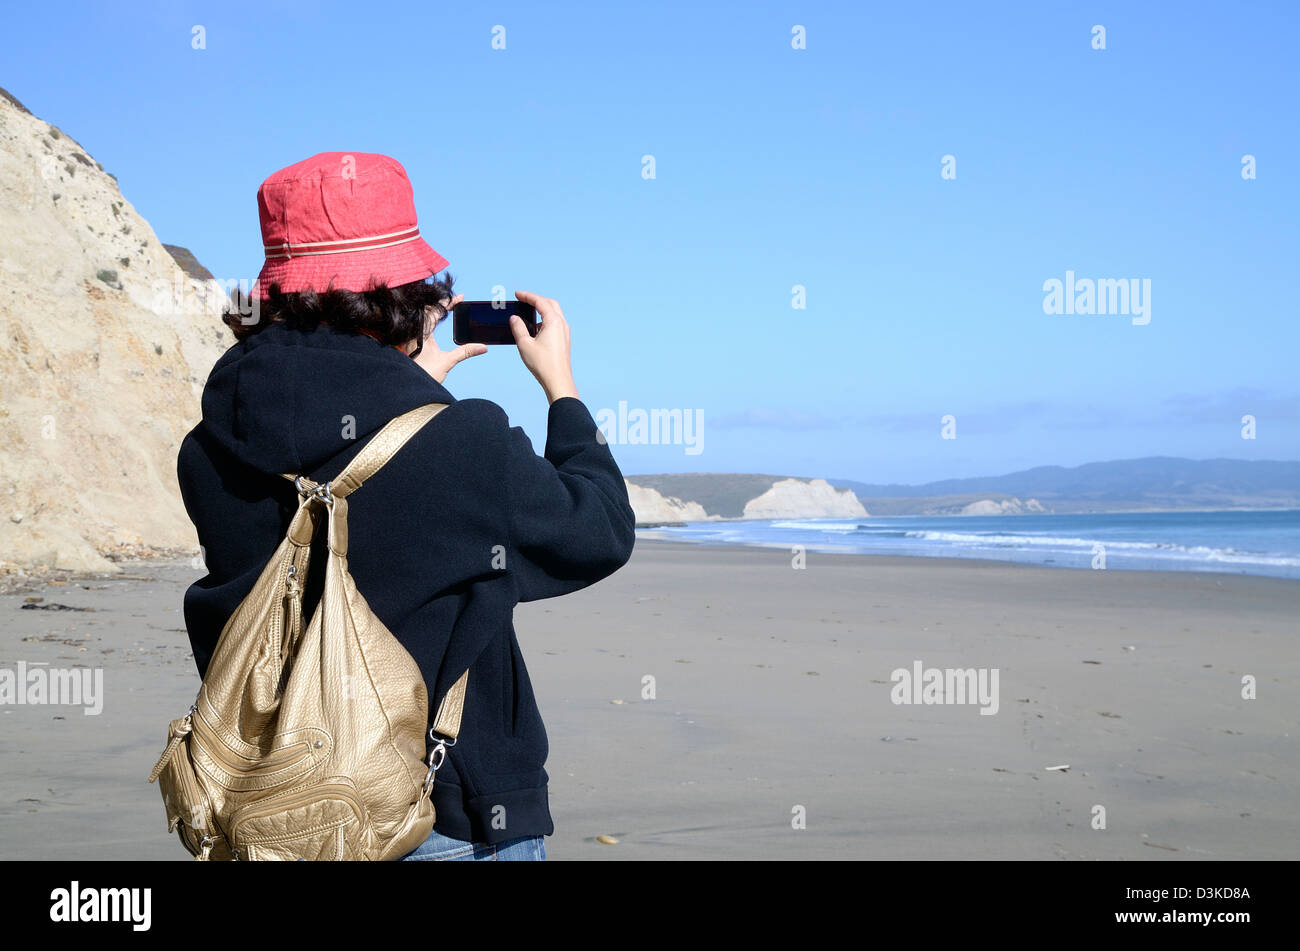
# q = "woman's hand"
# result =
<box><xmin>410</xmin><ymin>294</ymin><xmax>487</xmax><ymax>383</ymax></box>
<box><xmin>510</xmin><ymin>291</ymin><xmax>579</xmax><ymax>403</ymax></box>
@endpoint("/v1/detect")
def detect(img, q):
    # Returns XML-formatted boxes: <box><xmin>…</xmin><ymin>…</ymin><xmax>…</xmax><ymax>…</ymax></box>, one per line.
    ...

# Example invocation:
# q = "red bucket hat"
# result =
<box><xmin>251</xmin><ymin>152</ymin><xmax>448</xmax><ymax>300</ymax></box>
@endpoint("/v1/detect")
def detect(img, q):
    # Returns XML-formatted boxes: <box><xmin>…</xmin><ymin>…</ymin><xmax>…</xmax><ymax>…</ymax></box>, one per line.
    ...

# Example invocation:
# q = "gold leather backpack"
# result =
<box><xmin>149</xmin><ymin>402</ymin><xmax>468</xmax><ymax>861</ymax></box>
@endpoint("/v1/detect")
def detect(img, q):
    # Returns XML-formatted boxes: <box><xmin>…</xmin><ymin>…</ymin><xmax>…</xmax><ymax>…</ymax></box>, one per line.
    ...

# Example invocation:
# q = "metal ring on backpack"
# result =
<box><xmin>292</xmin><ymin>477</ymin><xmax>335</xmax><ymax>505</ymax></box>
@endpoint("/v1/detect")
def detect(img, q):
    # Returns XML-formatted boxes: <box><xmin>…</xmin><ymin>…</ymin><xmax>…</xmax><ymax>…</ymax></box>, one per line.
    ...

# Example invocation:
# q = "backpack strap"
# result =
<box><xmin>282</xmin><ymin>402</ymin><xmax>451</xmax><ymax>500</ymax></box>
<box><xmin>430</xmin><ymin>669</ymin><xmax>469</xmax><ymax>742</ymax></box>
<box><xmin>281</xmin><ymin>401</ymin><xmax>469</xmax><ymax>753</ymax></box>
<box><xmin>422</xmin><ymin>667</ymin><xmax>469</xmax><ymax>797</ymax></box>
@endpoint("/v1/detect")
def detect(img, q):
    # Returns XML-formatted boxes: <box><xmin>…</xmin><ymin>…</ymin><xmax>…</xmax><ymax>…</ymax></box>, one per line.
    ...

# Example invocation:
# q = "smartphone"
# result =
<box><xmin>452</xmin><ymin>301</ymin><xmax>538</xmax><ymax>345</ymax></box>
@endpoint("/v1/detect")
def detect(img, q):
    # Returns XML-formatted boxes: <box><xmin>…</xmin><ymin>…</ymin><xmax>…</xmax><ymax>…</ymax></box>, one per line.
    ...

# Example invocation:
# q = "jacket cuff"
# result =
<box><xmin>544</xmin><ymin>396</ymin><xmax>602</xmax><ymax>455</ymax></box>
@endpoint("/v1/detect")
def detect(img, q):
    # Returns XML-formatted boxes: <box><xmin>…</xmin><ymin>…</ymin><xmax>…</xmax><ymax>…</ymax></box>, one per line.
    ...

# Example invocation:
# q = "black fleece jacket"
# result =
<box><xmin>176</xmin><ymin>321</ymin><xmax>636</xmax><ymax>844</ymax></box>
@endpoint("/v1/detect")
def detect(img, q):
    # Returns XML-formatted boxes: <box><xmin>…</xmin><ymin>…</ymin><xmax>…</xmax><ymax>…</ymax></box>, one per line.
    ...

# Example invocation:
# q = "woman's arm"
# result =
<box><xmin>502</xmin><ymin>291</ymin><xmax>635</xmax><ymax>600</ymax></box>
<box><xmin>502</xmin><ymin>395</ymin><xmax>636</xmax><ymax>602</ymax></box>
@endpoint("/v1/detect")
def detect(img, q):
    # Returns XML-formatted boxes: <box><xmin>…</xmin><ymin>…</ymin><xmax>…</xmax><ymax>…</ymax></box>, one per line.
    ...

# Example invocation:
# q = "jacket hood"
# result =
<box><xmin>196</xmin><ymin>322</ymin><xmax>456</xmax><ymax>477</ymax></box>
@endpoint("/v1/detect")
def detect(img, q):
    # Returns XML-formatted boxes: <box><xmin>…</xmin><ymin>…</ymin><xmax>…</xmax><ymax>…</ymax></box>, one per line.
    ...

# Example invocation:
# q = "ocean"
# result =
<box><xmin>636</xmin><ymin>510</ymin><xmax>1300</xmax><ymax>579</ymax></box>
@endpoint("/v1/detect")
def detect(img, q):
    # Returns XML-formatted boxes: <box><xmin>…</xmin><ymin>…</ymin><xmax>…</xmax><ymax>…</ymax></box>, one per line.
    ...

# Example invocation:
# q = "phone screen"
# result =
<box><xmin>452</xmin><ymin>301</ymin><xmax>538</xmax><ymax>345</ymax></box>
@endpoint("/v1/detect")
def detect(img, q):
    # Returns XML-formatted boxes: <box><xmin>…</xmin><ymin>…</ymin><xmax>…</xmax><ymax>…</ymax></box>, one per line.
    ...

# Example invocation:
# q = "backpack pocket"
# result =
<box><xmin>149</xmin><ymin>714</ymin><xmax>227</xmax><ymax>859</ymax></box>
<box><xmin>229</xmin><ymin>783</ymin><xmax>367</xmax><ymax>861</ymax></box>
<box><xmin>189</xmin><ymin>707</ymin><xmax>325</xmax><ymax>793</ymax></box>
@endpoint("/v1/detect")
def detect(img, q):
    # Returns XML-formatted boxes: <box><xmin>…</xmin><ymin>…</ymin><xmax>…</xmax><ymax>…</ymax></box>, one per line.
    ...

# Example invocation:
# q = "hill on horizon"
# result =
<box><xmin>628</xmin><ymin>457</ymin><xmax>1300</xmax><ymax>518</ymax></box>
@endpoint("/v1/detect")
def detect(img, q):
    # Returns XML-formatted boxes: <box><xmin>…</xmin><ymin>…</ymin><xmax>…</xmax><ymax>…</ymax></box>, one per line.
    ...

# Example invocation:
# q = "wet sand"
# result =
<box><xmin>1</xmin><ymin>539</ymin><xmax>1296</xmax><ymax>860</ymax></box>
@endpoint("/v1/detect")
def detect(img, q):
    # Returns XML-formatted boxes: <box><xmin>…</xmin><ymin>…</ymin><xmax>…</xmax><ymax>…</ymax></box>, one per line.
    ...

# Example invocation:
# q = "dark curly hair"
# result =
<box><xmin>222</xmin><ymin>272</ymin><xmax>456</xmax><ymax>354</ymax></box>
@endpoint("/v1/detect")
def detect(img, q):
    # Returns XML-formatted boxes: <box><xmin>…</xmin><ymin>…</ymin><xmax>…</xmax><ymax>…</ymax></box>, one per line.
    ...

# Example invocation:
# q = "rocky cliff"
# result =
<box><xmin>959</xmin><ymin>497</ymin><xmax>1045</xmax><ymax>516</ymax></box>
<box><xmin>624</xmin><ymin>474</ymin><xmax>871</xmax><ymax>524</ymax></box>
<box><xmin>741</xmin><ymin>478</ymin><xmax>868</xmax><ymax>520</ymax></box>
<box><xmin>0</xmin><ymin>89</ymin><xmax>229</xmax><ymax>572</ymax></box>
<box><xmin>624</xmin><ymin>482</ymin><xmax>713</xmax><ymax>524</ymax></box>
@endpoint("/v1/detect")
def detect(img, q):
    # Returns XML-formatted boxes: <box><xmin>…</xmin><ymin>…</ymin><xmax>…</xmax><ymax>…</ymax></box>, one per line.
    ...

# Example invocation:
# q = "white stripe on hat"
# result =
<box><xmin>263</xmin><ymin>226</ymin><xmax>421</xmax><ymax>259</ymax></box>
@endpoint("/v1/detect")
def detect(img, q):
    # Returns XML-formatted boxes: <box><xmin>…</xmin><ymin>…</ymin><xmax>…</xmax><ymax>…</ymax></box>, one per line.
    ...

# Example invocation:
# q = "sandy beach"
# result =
<box><xmin>1</xmin><ymin>538</ymin><xmax>1296</xmax><ymax>860</ymax></box>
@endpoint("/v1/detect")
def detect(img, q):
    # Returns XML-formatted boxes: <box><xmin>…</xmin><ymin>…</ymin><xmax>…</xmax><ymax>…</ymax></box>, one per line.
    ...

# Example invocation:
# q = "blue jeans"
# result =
<box><xmin>400</xmin><ymin>828</ymin><xmax>547</xmax><ymax>861</ymax></box>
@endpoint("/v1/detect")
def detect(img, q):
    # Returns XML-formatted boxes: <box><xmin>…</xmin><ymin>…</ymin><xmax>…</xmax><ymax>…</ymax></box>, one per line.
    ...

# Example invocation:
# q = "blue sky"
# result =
<box><xmin>5</xmin><ymin>0</ymin><xmax>1297</xmax><ymax>483</ymax></box>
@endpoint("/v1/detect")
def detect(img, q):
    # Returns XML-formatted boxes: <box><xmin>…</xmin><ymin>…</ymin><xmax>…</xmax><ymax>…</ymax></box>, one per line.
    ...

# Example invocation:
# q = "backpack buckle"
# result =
<box><xmin>421</xmin><ymin>734</ymin><xmax>455</xmax><ymax>798</ymax></box>
<box><xmin>428</xmin><ymin>727</ymin><xmax>457</xmax><ymax>749</ymax></box>
<box><xmin>293</xmin><ymin>477</ymin><xmax>335</xmax><ymax>506</ymax></box>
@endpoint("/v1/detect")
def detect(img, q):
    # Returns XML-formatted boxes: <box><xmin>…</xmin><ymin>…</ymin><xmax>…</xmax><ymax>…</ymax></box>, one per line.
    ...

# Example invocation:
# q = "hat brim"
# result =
<box><xmin>251</xmin><ymin>236</ymin><xmax>449</xmax><ymax>299</ymax></box>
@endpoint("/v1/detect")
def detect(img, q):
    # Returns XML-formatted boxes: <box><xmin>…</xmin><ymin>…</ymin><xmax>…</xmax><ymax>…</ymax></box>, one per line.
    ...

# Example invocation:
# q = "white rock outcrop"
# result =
<box><xmin>0</xmin><ymin>90</ymin><xmax>231</xmax><ymax>571</ymax></box>
<box><xmin>741</xmin><ymin>478</ymin><xmax>868</xmax><ymax>520</ymax></box>
<box><xmin>959</xmin><ymin>497</ymin><xmax>1046</xmax><ymax>516</ymax></box>
<box><xmin>625</xmin><ymin>481</ymin><xmax>711</xmax><ymax>524</ymax></box>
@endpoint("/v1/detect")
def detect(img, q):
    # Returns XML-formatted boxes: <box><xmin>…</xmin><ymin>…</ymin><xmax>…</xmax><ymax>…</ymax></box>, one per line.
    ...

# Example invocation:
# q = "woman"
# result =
<box><xmin>177</xmin><ymin>152</ymin><xmax>637</xmax><ymax>861</ymax></box>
